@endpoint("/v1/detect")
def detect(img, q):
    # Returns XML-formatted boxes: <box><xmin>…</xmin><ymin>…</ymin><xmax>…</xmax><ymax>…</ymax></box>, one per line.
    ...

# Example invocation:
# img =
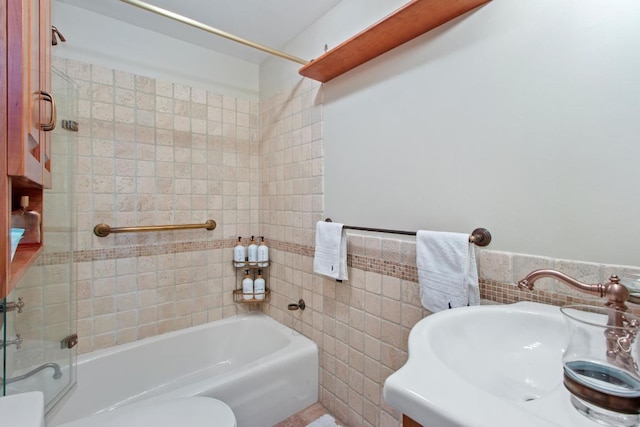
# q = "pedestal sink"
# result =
<box><xmin>383</xmin><ymin>302</ymin><xmax>602</xmax><ymax>427</ymax></box>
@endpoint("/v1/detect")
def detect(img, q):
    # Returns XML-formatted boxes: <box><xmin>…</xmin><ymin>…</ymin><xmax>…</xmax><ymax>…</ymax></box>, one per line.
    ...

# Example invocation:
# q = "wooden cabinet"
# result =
<box><xmin>403</xmin><ymin>414</ymin><xmax>423</xmax><ymax>427</ymax></box>
<box><xmin>2</xmin><ymin>0</ymin><xmax>52</xmax><ymax>298</ymax></box>
<box><xmin>6</xmin><ymin>0</ymin><xmax>53</xmax><ymax>187</ymax></box>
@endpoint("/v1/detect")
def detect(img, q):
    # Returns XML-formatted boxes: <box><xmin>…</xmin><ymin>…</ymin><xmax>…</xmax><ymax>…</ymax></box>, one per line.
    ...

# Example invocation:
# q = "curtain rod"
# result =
<box><xmin>119</xmin><ymin>0</ymin><xmax>309</xmax><ymax>65</ymax></box>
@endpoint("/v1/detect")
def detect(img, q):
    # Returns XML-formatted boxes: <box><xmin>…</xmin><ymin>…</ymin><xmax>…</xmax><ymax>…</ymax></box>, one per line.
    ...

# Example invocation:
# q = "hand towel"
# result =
<box><xmin>314</xmin><ymin>221</ymin><xmax>348</xmax><ymax>281</ymax></box>
<box><xmin>416</xmin><ymin>230</ymin><xmax>479</xmax><ymax>312</ymax></box>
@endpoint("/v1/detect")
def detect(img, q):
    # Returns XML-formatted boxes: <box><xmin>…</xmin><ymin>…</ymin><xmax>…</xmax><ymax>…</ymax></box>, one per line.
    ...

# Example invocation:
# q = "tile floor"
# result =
<box><xmin>275</xmin><ymin>402</ymin><xmax>345</xmax><ymax>427</ymax></box>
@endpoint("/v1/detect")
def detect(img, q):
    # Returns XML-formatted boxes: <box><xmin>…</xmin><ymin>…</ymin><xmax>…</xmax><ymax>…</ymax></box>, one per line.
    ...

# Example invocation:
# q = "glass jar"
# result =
<box><xmin>561</xmin><ymin>304</ymin><xmax>640</xmax><ymax>427</ymax></box>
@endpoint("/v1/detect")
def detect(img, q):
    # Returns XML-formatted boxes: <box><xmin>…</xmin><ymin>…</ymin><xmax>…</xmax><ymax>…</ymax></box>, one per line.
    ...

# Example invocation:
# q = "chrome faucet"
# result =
<box><xmin>1</xmin><ymin>362</ymin><xmax>63</xmax><ymax>385</ymax></box>
<box><xmin>518</xmin><ymin>269</ymin><xmax>630</xmax><ymax>314</ymax></box>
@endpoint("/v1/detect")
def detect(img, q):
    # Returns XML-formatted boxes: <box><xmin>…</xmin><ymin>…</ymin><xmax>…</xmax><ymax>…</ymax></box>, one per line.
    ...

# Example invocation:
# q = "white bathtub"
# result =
<box><xmin>46</xmin><ymin>312</ymin><xmax>318</xmax><ymax>427</ymax></box>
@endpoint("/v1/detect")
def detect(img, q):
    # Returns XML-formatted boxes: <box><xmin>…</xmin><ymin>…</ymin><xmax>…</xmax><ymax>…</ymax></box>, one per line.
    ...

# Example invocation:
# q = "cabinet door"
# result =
<box><xmin>6</xmin><ymin>0</ymin><xmax>53</xmax><ymax>187</ymax></box>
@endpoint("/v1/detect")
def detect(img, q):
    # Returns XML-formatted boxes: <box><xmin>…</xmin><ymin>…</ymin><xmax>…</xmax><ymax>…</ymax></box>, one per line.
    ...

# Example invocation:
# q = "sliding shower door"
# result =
<box><xmin>1</xmin><ymin>67</ymin><xmax>78</xmax><ymax>412</ymax></box>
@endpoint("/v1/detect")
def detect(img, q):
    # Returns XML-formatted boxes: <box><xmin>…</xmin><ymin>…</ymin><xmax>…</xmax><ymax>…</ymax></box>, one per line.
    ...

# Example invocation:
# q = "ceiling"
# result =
<box><xmin>55</xmin><ymin>0</ymin><xmax>342</xmax><ymax>64</ymax></box>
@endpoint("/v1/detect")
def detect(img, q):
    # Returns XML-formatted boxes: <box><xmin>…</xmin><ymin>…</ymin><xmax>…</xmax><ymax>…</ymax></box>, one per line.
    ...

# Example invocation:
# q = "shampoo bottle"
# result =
<box><xmin>254</xmin><ymin>270</ymin><xmax>266</xmax><ymax>301</ymax></box>
<box><xmin>233</xmin><ymin>237</ymin><xmax>246</xmax><ymax>267</ymax></box>
<box><xmin>257</xmin><ymin>236</ymin><xmax>269</xmax><ymax>267</ymax></box>
<box><xmin>11</xmin><ymin>196</ymin><xmax>41</xmax><ymax>244</ymax></box>
<box><xmin>247</xmin><ymin>235</ymin><xmax>258</xmax><ymax>264</ymax></box>
<box><xmin>242</xmin><ymin>270</ymin><xmax>254</xmax><ymax>300</ymax></box>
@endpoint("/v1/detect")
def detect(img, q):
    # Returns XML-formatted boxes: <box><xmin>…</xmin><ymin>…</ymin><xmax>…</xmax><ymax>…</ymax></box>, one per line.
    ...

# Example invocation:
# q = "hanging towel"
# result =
<box><xmin>416</xmin><ymin>230</ymin><xmax>479</xmax><ymax>312</ymax></box>
<box><xmin>314</xmin><ymin>221</ymin><xmax>348</xmax><ymax>281</ymax></box>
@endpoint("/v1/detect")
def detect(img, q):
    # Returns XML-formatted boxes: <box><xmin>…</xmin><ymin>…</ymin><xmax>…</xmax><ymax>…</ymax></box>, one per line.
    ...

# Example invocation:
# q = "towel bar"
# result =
<box><xmin>324</xmin><ymin>218</ymin><xmax>491</xmax><ymax>247</ymax></box>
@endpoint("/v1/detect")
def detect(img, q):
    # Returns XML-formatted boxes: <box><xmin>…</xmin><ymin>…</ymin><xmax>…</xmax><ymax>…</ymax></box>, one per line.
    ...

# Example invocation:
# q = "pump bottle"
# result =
<box><xmin>11</xmin><ymin>196</ymin><xmax>41</xmax><ymax>244</ymax></box>
<box><xmin>233</xmin><ymin>237</ymin><xmax>246</xmax><ymax>267</ymax></box>
<box><xmin>242</xmin><ymin>270</ymin><xmax>254</xmax><ymax>300</ymax></box>
<box><xmin>257</xmin><ymin>236</ymin><xmax>269</xmax><ymax>267</ymax></box>
<box><xmin>247</xmin><ymin>235</ymin><xmax>258</xmax><ymax>264</ymax></box>
<box><xmin>254</xmin><ymin>270</ymin><xmax>266</xmax><ymax>300</ymax></box>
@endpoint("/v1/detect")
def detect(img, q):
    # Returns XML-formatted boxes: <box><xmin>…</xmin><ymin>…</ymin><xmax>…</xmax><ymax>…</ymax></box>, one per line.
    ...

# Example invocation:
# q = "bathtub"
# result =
<box><xmin>45</xmin><ymin>312</ymin><xmax>318</xmax><ymax>427</ymax></box>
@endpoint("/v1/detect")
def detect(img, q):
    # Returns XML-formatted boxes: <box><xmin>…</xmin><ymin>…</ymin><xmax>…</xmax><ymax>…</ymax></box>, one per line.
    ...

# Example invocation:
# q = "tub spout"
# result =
<box><xmin>1</xmin><ymin>362</ymin><xmax>63</xmax><ymax>385</ymax></box>
<box><xmin>518</xmin><ymin>269</ymin><xmax>629</xmax><ymax>313</ymax></box>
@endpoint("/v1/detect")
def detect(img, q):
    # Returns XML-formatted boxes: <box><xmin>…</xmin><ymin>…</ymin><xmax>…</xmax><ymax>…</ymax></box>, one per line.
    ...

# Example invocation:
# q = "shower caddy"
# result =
<box><xmin>232</xmin><ymin>239</ymin><xmax>270</xmax><ymax>304</ymax></box>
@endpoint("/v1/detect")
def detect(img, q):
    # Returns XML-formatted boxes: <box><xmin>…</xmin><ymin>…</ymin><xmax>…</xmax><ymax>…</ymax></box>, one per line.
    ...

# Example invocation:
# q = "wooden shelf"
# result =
<box><xmin>298</xmin><ymin>0</ymin><xmax>491</xmax><ymax>83</ymax></box>
<box><xmin>3</xmin><ymin>183</ymin><xmax>44</xmax><ymax>297</ymax></box>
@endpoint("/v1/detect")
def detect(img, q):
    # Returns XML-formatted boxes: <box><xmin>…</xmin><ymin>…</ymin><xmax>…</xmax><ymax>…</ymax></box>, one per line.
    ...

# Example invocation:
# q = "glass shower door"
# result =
<box><xmin>1</xmin><ymin>66</ymin><xmax>78</xmax><ymax>412</ymax></box>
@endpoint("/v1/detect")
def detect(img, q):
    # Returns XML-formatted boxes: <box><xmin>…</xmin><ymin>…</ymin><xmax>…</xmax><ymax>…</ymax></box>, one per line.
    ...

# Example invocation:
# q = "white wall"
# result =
<box><xmin>52</xmin><ymin>2</ymin><xmax>259</xmax><ymax>98</ymax></box>
<box><xmin>262</xmin><ymin>0</ymin><xmax>640</xmax><ymax>266</ymax></box>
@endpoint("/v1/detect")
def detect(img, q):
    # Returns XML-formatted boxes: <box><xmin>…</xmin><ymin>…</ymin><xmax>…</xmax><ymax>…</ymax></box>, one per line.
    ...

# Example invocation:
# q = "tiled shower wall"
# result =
<box><xmin>30</xmin><ymin>57</ymin><xmax>262</xmax><ymax>354</ymax></box>
<box><xmin>259</xmin><ymin>81</ymin><xmax>640</xmax><ymax>427</ymax></box>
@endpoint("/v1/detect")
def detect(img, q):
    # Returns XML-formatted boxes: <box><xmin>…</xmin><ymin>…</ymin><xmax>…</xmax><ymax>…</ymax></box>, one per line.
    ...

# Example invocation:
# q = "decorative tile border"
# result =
<box><xmin>268</xmin><ymin>239</ymin><xmax>315</xmax><ymax>258</ymax></box>
<box><xmin>36</xmin><ymin>238</ymin><xmax>237</xmax><ymax>266</ymax></box>
<box><xmin>39</xmin><ymin>237</ymin><xmax>639</xmax><ymax>313</ymax></box>
<box><xmin>349</xmin><ymin>253</ymin><xmax>418</xmax><ymax>282</ymax></box>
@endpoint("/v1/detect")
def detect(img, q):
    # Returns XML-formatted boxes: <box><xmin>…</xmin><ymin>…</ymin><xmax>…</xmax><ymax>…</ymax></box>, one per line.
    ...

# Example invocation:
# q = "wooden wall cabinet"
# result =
<box><xmin>6</xmin><ymin>0</ymin><xmax>53</xmax><ymax>188</ymax></box>
<box><xmin>2</xmin><ymin>0</ymin><xmax>52</xmax><ymax>299</ymax></box>
<box><xmin>403</xmin><ymin>414</ymin><xmax>423</xmax><ymax>427</ymax></box>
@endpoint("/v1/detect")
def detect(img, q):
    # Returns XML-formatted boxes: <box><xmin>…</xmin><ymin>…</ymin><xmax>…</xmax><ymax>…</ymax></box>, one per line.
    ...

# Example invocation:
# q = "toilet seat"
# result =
<box><xmin>56</xmin><ymin>396</ymin><xmax>236</xmax><ymax>427</ymax></box>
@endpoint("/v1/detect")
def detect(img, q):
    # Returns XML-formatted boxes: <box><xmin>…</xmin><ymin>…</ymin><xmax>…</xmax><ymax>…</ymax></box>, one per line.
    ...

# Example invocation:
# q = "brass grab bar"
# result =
<box><xmin>94</xmin><ymin>220</ymin><xmax>216</xmax><ymax>237</ymax></box>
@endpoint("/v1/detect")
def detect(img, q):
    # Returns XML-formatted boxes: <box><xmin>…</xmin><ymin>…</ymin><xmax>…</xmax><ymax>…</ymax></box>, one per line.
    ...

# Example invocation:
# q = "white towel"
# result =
<box><xmin>314</xmin><ymin>221</ymin><xmax>348</xmax><ymax>281</ymax></box>
<box><xmin>416</xmin><ymin>230</ymin><xmax>479</xmax><ymax>312</ymax></box>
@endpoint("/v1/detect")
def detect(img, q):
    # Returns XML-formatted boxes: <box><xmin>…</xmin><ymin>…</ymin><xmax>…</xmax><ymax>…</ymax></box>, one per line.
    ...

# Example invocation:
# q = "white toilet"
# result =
<box><xmin>0</xmin><ymin>391</ymin><xmax>45</xmax><ymax>427</ymax></box>
<box><xmin>56</xmin><ymin>396</ymin><xmax>236</xmax><ymax>427</ymax></box>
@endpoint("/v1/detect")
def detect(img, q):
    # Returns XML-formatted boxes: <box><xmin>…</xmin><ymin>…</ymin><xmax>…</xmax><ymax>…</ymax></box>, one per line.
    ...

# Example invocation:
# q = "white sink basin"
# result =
<box><xmin>383</xmin><ymin>302</ymin><xmax>600</xmax><ymax>427</ymax></box>
<box><xmin>0</xmin><ymin>391</ymin><xmax>44</xmax><ymax>427</ymax></box>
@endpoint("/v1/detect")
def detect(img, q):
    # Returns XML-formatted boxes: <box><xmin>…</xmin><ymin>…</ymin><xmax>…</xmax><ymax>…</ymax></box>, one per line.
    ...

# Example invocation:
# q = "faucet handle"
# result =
<box><xmin>1</xmin><ymin>297</ymin><xmax>25</xmax><ymax>313</ymax></box>
<box><xmin>604</xmin><ymin>274</ymin><xmax>630</xmax><ymax>312</ymax></box>
<box><xmin>13</xmin><ymin>297</ymin><xmax>25</xmax><ymax>313</ymax></box>
<box><xmin>14</xmin><ymin>333</ymin><xmax>23</xmax><ymax>350</ymax></box>
<box><xmin>1</xmin><ymin>333</ymin><xmax>24</xmax><ymax>350</ymax></box>
<box><xmin>517</xmin><ymin>278</ymin><xmax>534</xmax><ymax>291</ymax></box>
